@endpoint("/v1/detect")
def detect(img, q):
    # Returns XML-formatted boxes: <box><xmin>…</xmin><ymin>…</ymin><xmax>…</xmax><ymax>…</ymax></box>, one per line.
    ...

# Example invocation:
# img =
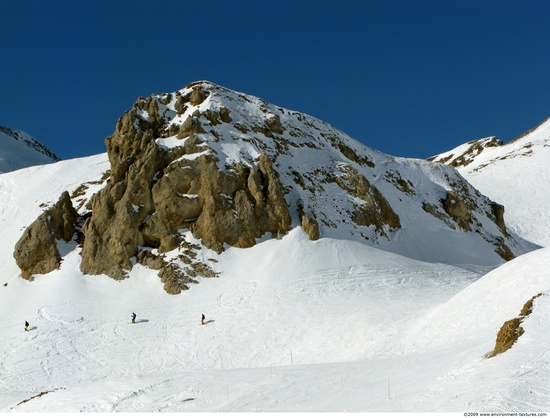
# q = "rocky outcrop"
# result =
<box><xmin>333</xmin><ymin>163</ymin><xmax>401</xmax><ymax>236</ymax></box>
<box><xmin>443</xmin><ymin>190</ymin><xmax>472</xmax><ymax>231</ymax></box>
<box><xmin>427</xmin><ymin>136</ymin><xmax>503</xmax><ymax>168</ymax></box>
<box><xmin>13</xmin><ymin>191</ymin><xmax>78</xmax><ymax>279</ymax></box>
<box><xmin>79</xmin><ymin>86</ymin><xmax>292</xmax><ymax>281</ymax></box>
<box><xmin>490</xmin><ymin>202</ymin><xmax>507</xmax><ymax>236</ymax></box>
<box><xmin>489</xmin><ymin>293</ymin><xmax>543</xmax><ymax>358</ymax></box>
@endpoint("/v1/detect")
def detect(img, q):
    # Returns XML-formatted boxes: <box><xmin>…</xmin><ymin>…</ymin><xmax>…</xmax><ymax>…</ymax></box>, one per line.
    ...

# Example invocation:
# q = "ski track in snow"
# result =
<box><xmin>2</xmin><ymin>241</ymin><xmax>549</xmax><ymax>412</ymax></box>
<box><xmin>0</xmin><ymin>245</ymin><xmax>487</xmax><ymax>412</ymax></box>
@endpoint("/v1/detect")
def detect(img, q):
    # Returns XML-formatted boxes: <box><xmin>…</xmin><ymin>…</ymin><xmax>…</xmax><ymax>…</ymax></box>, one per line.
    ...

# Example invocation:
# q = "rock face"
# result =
<box><xmin>489</xmin><ymin>293</ymin><xmax>543</xmax><ymax>358</ymax></box>
<box><xmin>79</xmin><ymin>85</ymin><xmax>292</xmax><ymax>283</ymax></box>
<box><xmin>13</xmin><ymin>191</ymin><xmax>79</xmax><ymax>279</ymax></box>
<box><xmin>427</xmin><ymin>116</ymin><xmax>550</xmax><ymax>248</ymax></box>
<box><xmin>13</xmin><ymin>81</ymin><xmax>536</xmax><ymax>290</ymax></box>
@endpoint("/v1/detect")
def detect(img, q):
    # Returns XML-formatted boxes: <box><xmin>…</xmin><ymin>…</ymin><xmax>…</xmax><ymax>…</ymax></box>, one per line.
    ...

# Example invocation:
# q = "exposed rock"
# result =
<box><xmin>489</xmin><ymin>293</ymin><xmax>543</xmax><ymax>358</ymax></box>
<box><xmin>427</xmin><ymin>136</ymin><xmax>503</xmax><ymax>168</ymax></box>
<box><xmin>297</xmin><ymin>200</ymin><xmax>320</xmax><ymax>240</ymax></box>
<box><xmin>333</xmin><ymin>163</ymin><xmax>401</xmax><ymax>235</ymax></box>
<box><xmin>136</xmin><ymin>249</ymin><xmax>165</xmax><ymax>270</ymax></box>
<box><xmin>14</xmin><ymin>81</ymin><xmax>528</xmax><ymax>291</ymax></box>
<box><xmin>159</xmin><ymin>263</ymin><xmax>198</xmax><ymax>295</ymax></box>
<box><xmin>490</xmin><ymin>202</ymin><xmax>507</xmax><ymax>236</ymax></box>
<box><xmin>300</xmin><ymin>212</ymin><xmax>320</xmax><ymax>240</ymax></box>
<box><xmin>443</xmin><ymin>190</ymin><xmax>472</xmax><ymax>231</ymax></box>
<box><xmin>493</xmin><ymin>237</ymin><xmax>515</xmax><ymax>261</ymax></box>
<box><xmin>79</xmin><ymin>87</ymin><xmax>291</xmax><ymax>282</ymax></box>
<box><xmin>265</xmin><ymin>114</ymin><xmax>284</xmax><ymax>134</ymax></box>
<box><xmin>187</xmin><ymin>83</ymin><xmax>210</xmax><ymax>106</ymax></box>
<box><xmin>178</xmin><ymin>114</ymin><xmax>206</xmax><ymax>138</ymax></box>
<box><xmin>13</xmin><ymin>191</ymin><xmax>79</xmax><ymax>280</ymax></box>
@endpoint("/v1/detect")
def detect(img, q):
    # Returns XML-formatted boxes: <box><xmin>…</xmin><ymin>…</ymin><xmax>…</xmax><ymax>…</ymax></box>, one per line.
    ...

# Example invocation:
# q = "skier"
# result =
<box><xmin>131</xmin><ymin>312</ymin><xmax>136</xmax><ymax>324</ymax></box>
<box><xmin>201</xmin><ymin>314</ymin><xmax>205</xmax><ymax>325</ymax></box>
<box><xmin>24</xmin><ymin>321</ymin><xmax>29</xmax><ymax>332</ymax></box>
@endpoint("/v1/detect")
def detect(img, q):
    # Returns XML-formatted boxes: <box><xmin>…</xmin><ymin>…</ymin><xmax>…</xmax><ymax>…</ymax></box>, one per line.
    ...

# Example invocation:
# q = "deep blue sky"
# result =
<box><xmin>1</xmin><ymin>0</ymin><xmax>549</xmax><ymax>160</ymax></box>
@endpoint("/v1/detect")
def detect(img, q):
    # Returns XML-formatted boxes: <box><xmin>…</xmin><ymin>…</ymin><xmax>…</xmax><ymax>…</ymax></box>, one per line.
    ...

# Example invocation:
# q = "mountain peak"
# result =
<box><xmin>0</xmin><ymin>126</ymin><xmax>60</xmax><ymax>173</ymax></box>
<box><xmin>430</xmin><ymin>116</ymin><xmax>550</xmax><ymax>247</ymax></box>
<box><xmin>13</xmin><ymin>82</ymin><xmax>537</xmax><ymax>289</ymax></box>
<box><xmin>427</xmin><ymin>136</ymin><xmax>503</xmax><ymax>168</ymax></box>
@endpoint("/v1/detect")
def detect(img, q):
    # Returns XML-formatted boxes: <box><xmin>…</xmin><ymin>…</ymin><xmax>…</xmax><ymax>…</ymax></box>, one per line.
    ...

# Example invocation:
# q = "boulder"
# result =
<box><xmin>13</xmin><ymin>191</ymin><xmax>78</xmax><ymax>280</ymax></box>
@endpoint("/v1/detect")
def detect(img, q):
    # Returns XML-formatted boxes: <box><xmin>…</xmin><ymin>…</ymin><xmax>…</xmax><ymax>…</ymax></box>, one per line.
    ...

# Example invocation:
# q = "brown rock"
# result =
<box><xmin>489</xmin><ymin>293</ymin><xmax>543</xmax><ymax>357</ymax></box>
<box><xmin>443</xmin><ymin>190</ymin><xmax>472</xmax><ymax>231</ymax></box>
<box><xmin>13</xmin><ymin>191</ymin><xmax>79</xmax><ymax>280</ymax></box>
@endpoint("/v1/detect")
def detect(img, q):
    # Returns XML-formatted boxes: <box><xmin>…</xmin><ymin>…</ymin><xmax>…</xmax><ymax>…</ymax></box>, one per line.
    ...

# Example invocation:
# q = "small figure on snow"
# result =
<box><xmin>201</xmin><ymin>314</ymin><xmax>205</xmax><ymax>325</ymax></box>
<box><xmin>24</xmin><ymin>321</ymin><xmax>29</xmax><ymax>332</ymax></box>
<box><xmin>131</xmin><ymin>312</ymin><xmax>137</xmax><ymax>324</ymax></box>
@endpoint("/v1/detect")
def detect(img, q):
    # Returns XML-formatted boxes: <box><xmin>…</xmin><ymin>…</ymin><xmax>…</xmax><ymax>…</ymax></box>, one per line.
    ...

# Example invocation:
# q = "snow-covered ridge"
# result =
<box><xmin>0</xmin><ymin>126</ymin><xmax>60</xmax><ymax>173</ymax></box>
<box><xmin>429</xmin><ymin>117</ymin><xmax>550</xmax><ymax>172</ymax></box>
<box><xmin>430</xmin><ymin>117</ymin><xmax>550</xmax><ymax>246</ymax></box>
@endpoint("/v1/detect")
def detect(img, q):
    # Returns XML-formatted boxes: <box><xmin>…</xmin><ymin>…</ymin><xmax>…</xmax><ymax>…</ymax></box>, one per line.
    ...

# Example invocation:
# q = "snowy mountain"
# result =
<box><xmin>12</xmin><ymin>82</ymin><xmax>536</xmax><ymax>290</ymax></box>
<box><xmin>429</xmin><ymin>117</ymin><xmax>550</xmax><ymax>247</ymax></box>
<box><xmin>0</xmin><ymin>126</ymin><xmax>60</xmax><ymax>173</ymax></box>
<box><xmin>0</xmin><ymin>82</ymin><xmax>548</xmax><ymax>412</ymax></box>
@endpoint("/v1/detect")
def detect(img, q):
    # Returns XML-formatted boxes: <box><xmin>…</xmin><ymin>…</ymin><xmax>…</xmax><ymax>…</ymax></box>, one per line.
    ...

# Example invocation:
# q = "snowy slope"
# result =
<box><xmin>0</xmin><ymin>127</ymin><xmax>60</xmax><ymax>173</ymax></box>
<box><xmin>1</xmin><ymin>227</ymin><xmax>548</xmax><ymax>412</ymax></box>
<box><xmin>429</xmin><ymin>117</ymin><xmax>550</xmax><ymax>247</ymax></box>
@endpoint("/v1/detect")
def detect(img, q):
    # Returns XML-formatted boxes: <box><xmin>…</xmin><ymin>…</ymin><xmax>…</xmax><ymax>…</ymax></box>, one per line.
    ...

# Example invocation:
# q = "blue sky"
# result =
<box><xmin>1</xmin><ymin>0</ymin><xmax>549</xmax><ymax>160</ymax></box>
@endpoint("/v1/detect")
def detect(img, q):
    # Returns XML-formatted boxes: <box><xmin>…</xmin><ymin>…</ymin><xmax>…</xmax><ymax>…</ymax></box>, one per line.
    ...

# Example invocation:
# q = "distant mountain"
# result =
<box><xmin>429</xmin><ymin>117</ymin><xmax>550</xmax><ymax>247</ymax></box>
<box><xmin>12</xmin><ymin>81</ymin><xmax>535</xmax><ymax>290</ymax></box>
<box><xmin>0</xmin><ymin>126</ymin><xmax>60</xmax><ymax>173</ymax></box>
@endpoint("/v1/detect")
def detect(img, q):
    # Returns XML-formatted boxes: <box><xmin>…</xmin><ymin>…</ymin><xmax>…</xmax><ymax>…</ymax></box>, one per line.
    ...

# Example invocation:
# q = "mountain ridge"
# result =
<box><xmin>429</xmin><ymin>116</ymin><xmax>550</xmax><ymax>246</ymax></box>
<box><xmin>0</xmin><ymin>126</ymin><xmax>60</xmax><ymax>173</ymax></box>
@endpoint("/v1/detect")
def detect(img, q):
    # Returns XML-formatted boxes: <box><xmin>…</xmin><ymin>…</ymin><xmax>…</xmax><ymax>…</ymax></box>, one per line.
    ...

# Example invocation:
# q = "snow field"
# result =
<box><xmin>2</xmin><ymin>226</ymin><xmax>548</xmax><ymax>412</ymax></box>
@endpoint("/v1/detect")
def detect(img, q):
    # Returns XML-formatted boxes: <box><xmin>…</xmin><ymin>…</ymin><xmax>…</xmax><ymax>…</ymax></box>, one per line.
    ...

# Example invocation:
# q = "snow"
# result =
<box><xmin>1</xmin><ymin>157</ymin><xmax>548</xmax><ymax>413</ymax></box>
<box><xmin>155</xmin><ymin>136</ymin><xmax>185</xmax><ymax>150</ymax></box>
<box><xmin>0</xmin><ymin>127</ymin><xmax>59</xmax><ymax>173</ymax></box>
<box><xmin>1</xmin><ymin>226</ymin><xmax>548</xmax><ymax>412</ymax></box>
<box><xmin>0</xmin><ymin>90</ymin><xmax>549</xmax><ymax>412</ymax></box>
<box><xmin>431</xmin><ymin>117</ymin><xmax>550</xmax><ymax>247</ymax></box>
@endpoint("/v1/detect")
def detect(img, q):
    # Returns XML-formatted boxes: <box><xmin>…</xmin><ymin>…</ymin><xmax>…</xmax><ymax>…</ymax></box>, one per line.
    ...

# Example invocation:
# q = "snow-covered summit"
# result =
<box><xmin>0</xmin><ymin>126</ymin><xmax>60</xmax><ymax>173</ymax></box>
<box><xmin>430</xmin><ymin>117</ymin><xmax>550</xmax><ymax>246</ymax></box>
<box><xmin>111</xmin><ymin>81</ymin><xmax>535</xmax><ymax>265</ymax></box>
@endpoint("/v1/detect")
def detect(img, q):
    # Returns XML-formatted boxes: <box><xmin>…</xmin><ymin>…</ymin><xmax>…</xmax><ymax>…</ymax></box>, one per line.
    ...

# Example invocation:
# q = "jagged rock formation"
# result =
<box><xmin>13</xmin><ymin>191</ymin><xmax>79</xmax><ymax>279</ymax></box>
<box><xmin>489</xmin><ymin>293</ymin><xmax>543</xmax><ymax>358</ymax></box>
<box><xmin>13</xmin><ymin>81</ymin><xmax>536</xmax><ymax>291</ymax></box>
<box><xmin>79</xmin><ymin>84</ymin><xmax>292</xmax><ymax>283</ymax></box>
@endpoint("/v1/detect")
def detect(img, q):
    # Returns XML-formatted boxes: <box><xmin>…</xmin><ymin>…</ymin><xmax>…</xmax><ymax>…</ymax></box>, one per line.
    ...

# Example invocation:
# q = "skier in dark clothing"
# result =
<box><xmin>25</xmin><ymin>321</ymin><xmax>29</xmax><ymax>332</ymax></box>
<box><xmin>131</xmin><ymin>312</ymin><xmax>136</xmax><ymax>324</ymax></box>
<box><xmin>201</xmin><ymin>314</ymin><xmax>205</xmax><ymax>325</ymax></box>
